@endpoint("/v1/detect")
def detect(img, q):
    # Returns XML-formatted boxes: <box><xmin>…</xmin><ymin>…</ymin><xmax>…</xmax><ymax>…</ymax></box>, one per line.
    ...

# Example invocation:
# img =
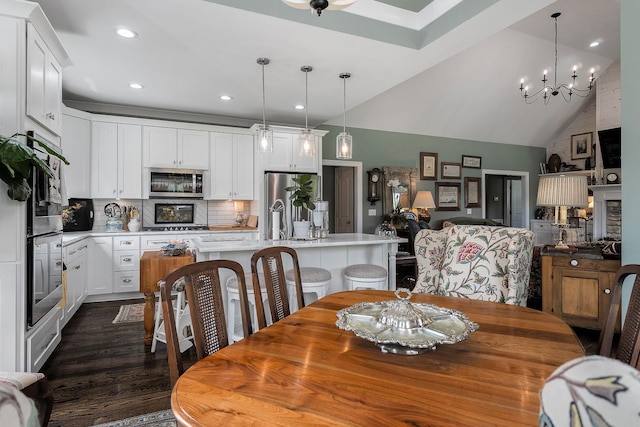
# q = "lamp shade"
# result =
<box><xmin>536</xmin><ymin>175</ymin><xmax>588</xmax><ymax>207</ymax></box>
<box><xmin>413</xmin><ymin>191</ymin><xmax>436</xmax><ymax>209</ymax></box>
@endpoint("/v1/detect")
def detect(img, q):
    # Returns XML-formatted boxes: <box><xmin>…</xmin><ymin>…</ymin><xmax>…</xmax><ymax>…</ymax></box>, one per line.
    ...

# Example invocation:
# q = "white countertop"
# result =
<box><xmin>62</xmin><ymin>228</ymin><xmax>257</xmax><ymax>245</ymax></box>
<box><xmin>192</xmin><ymin>233</ymin><xmax>406</xmax><ymax>253</ymax></box>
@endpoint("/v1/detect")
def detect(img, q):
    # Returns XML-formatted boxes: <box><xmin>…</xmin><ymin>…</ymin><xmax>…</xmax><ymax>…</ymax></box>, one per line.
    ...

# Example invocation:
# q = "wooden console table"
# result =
<box><xmin>139</xmin><ymin>251</ymin><xmax>195</xmax><ymax>345</ymax></box>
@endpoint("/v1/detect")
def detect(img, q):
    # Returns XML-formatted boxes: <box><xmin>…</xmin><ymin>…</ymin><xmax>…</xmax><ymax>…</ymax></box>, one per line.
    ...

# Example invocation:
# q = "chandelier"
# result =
<box><xmin>519</xmin><ymin>13</ymin><xmax>595</xmax><ymax>104</ymax></box>
<box><xmin>281</xmin><ymin>0</ymin><xmax>357</xmax><ymax>16</ymax></box>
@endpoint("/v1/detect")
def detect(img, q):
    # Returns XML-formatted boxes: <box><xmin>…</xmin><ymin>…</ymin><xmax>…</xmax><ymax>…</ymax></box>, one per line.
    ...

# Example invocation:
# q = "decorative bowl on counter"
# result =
<box><xmin>335</xmin><ymin>289</ymin><xmax>479</xmax><ymax>355</ymax></box>
<box><xmin>161</xmin><ymin>242</ymin><xmax>188</xmax><ymax>256</ymax></box>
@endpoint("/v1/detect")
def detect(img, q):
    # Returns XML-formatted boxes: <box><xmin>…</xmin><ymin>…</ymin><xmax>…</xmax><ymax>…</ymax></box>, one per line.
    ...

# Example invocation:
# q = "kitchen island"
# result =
<box><xmin>191</xmin><ymin>233</ymin><xmax>404</xmax><ymax>294</ymax></box>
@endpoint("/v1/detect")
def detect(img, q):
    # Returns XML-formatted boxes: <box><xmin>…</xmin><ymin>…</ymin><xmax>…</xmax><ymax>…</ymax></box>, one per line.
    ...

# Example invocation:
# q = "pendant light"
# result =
<box><xmin>256</xmin><ymin>57</ymin><xmax>273</xmax><ymax>153</ymax></box>
<box><xmin>299</xmin><ymin>65</ymin><xmax>315</xmax><ymax>157</ymax></box>
<box><xmin>336</xmin><ymin>72</ymin><xmax>352</xmax><ymax>159</ymax></box>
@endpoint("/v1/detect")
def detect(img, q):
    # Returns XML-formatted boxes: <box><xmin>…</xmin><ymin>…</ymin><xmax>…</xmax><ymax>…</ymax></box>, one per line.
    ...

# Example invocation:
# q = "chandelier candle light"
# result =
<box><xmin>299</xmin><ymin>65</ymin><xmax>315</xmax><ymax>157</ymax></box>
<box><xmin>337</xmin><ymin>72</ymin><xmax>353</xmax><ymax>159</ymax></box>
<box><xmin>536</xmin><ymin>174</ymin><xmax>588</xmax><ymax>248</ymax></box>
<box><xmin>256</xmin><ymin>58</ymin><xmax>273</xmax><ymax>153</ymax></box>
<box><xmin>519</xmin><ymin>13</ymin><xmax>595</xmax><ymax>104</ymax></box>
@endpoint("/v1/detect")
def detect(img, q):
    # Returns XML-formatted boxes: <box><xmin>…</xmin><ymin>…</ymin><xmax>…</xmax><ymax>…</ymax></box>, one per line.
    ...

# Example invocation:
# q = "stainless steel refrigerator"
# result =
<box><xmin>264</xmin><ymin>172</ymin><xmax>319</xmax><ymax>240</ymax></box>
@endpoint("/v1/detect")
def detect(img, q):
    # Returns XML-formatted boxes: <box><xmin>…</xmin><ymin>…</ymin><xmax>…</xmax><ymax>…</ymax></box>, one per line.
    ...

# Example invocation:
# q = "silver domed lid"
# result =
<box><xmin>378</xmin><ymin>289</ymin><xmax>431</xmax><ymax>330</ymax></box>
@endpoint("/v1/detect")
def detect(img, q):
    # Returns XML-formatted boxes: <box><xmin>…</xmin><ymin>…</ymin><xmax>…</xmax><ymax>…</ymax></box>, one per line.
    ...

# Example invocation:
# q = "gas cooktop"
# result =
<box><xmin>143</xmin><ymin>225</ymin><xmax>209</xmax><ymax>232</ymax></box>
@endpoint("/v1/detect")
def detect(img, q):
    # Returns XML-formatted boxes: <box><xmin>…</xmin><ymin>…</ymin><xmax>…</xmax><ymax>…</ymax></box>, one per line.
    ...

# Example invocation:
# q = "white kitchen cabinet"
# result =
<box><xmin>63</xmin><ymin>239</ymin><xmax>88</xmax><ymax>326</ymax></box>
<box><xmin>209</xmin><ymin>132</ymin><xmax>254</xmax><ymax>200</ymax></box>
<box><xmin>91</xmin><ymin>122</ymin><xmax>143</xmax><ymax>199</ymax></box>
<box><xmin>140</xmin><ymin>234</ymin><xmax>178</xmax><ymax>252</ymax></box>
<box><xmin>26</xmin><ymin>23</ymin><xmax>62</xmax><ymax>135</ymax></box>
<box><xmin>62</xmin><ymin>108</ymin><xmax>92</xmax><ymax>199</ymax></box>
<box><xmin>143</xmin><ymin>126</ymin><xmax>210</xmax><ymax>169</ymax></box>
<box><xmin>113</xmin><ymin>236</ymin><xmax>140</xmax><ymax>293</ymax></box>
<box><xmin>263</xmin><ymin>132</ymin><xmax>319</xmax><ymax>173</ymax></box>
<box><xmin>88</xmin><ymin>237</ymin><xmax>113</xmax><ymax>295</ymax></box>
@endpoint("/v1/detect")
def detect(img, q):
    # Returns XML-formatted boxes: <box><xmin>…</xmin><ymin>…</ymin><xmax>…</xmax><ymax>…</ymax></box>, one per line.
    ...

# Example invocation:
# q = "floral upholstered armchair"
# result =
<box><xmin>413</xmin><ymin>225</ymin><xmax>535</xmax><ymax>306</ymax></box>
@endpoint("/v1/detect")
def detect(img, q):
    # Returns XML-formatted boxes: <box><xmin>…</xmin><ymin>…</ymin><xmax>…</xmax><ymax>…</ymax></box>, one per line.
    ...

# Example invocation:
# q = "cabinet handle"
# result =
<box><xmin>56</xmin><ymin>261</ymin><xmax>62</xmax><ymax>267</ymax></box>
<box><xmin>150</xmin><ymin>241</ymin><xmax>169</xmax><ymax>245</ymax></box>
<box><xmin>123</xmin><ymin>278</ymin><xmax>132</xmax><ymax>283</ymax></box>
<box><xmin>79</xmin><ymin>245</ymin><xmax>88</xmax><ymax>251</ymax></box>
<box><xmin>123</xmin><ymin>257</ymin><xmax>132</xmax><ymax>262</ymax></box>
<box><xmin>41</xmin><ymin>333</ymin><xmax>57</xmax><ymax>351</ymax></box>
<box><xmin>74</xmin><ymin>265</ymin><xmax>81</xmax><ymax>270</ymax></box>
<box><xmin>46</xmin><ymin>113</ymin><xmax>56</xmax><ymax>120</ymax></box>
<box><xmin>122</xmin><ymin>241</ymin><xmax>132</xmax><ymax>245</ymax></box>
<box><xmin>56</xmin><ymin>243</ymin><xmax>62</xmax><ymax>248</ymax></box>
<box><xmin>604</xmin><ymin>288</ymin><xmax>611</xmax><ymax>294</ymax></box>
<box><xmin>570</xmin><ymin>259</ymin><xmax>578</xmax><ymax>266</ymax></box>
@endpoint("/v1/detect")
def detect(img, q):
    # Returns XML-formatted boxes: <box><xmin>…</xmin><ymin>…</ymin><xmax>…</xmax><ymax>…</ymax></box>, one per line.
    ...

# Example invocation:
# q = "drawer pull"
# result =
<box><xmin>604</xmin><ymin>288</ymin><xmax>611</xmax><ymax>295</ymax></box>
<box><xmin>41</xmin><ymin>333</ymin><xmax>57</xmax><ymax>351</ymax></box>
<box><xmin>122</xmin><ymin>241</ymin><xmax>133</xmax><ymax>245</ymax></box>
<box><xmin>570</xmin><ymin>259</ymin><xmax>578</xmax><ymax>266</ymax></box>
<box><xmin>123</xmin><ymin>257</ymin><xmax>132</xmax><ymax>262</ymax></box>
<box><xmin>123</xmin><ymin>278</ymin><xmax>132</xmax><ymax>283</ymax></box>
<box><xmin>74</xmin><ymin>265</ymin><xmax>81</xmax><ymax>270</ymax></box>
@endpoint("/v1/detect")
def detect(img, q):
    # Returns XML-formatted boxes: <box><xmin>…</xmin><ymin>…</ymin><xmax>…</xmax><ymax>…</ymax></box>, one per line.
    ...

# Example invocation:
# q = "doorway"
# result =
<box><xmin>482</xmin><ymin>169</ymin><xmax>529</xmax><ymax>228</ymax></box>
<box><xmin>322</xmin><ymin>160</ymin><xmax>363</xmax><ymax>233</ymax></box>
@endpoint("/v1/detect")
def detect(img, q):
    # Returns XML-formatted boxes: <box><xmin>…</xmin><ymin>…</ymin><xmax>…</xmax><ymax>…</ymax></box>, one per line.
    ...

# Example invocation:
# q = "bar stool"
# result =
<box><xmin>344</xmin><ymin>264</ymin><xmax>388</xmax><ymax>290</ymax></box>
<box><xmin>151</xmin><ymin>287</ymin><xmax>193</xmax><ymax>353</ymax></box>
<box><xmin>226</xmin><ymin>273</ymin><xmax>268</xmax><ymax>342</ymax></box>
<box><xmin>285</xmin><ymin>267</ymin><xmax>332</xmax><ymax>311</ymax></box>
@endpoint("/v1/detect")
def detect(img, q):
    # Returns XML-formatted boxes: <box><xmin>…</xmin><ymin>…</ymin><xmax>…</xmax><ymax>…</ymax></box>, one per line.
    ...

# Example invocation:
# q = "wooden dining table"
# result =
<box><xmin>171</xmin><ymin>290</ymin><xmax>585</xmax><ymax>426</ymax></box>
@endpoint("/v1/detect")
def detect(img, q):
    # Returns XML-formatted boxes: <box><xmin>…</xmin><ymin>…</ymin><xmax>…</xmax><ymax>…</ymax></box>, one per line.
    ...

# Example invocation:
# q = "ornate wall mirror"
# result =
<box><xmin>382</xmin><ymin>166</ymin><xmax>418</xmax><ymax>214</ymax></box>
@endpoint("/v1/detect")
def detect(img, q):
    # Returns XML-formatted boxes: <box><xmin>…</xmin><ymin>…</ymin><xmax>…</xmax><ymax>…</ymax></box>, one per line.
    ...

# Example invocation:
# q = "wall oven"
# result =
<box><xmin>26</xmin><ymin>131</ymin><xmax>64</xmax><ymax>328</ymax></box>
<box><xmin>149</xmin><ymin>168</ymin><xmax>204</xmax><ymax>198</ymax></box>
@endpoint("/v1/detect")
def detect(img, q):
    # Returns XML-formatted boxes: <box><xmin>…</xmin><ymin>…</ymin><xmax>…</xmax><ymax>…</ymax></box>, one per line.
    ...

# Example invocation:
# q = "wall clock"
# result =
<box><xmin>367</xmin><ymin>168</ymin><xmax>381</xmax><ymax>205</ymax></box>
<box><xmin>606</xmin><ymin>172</ymin><xmax>619</xmax><ymax>184</ymax></box>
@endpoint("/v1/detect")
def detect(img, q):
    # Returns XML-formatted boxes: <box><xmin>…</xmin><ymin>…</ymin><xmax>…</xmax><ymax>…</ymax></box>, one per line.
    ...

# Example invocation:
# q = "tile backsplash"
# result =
<box><xmin>90</xmin><ymin>199</ymin><xmax>251</xmax><ymax>231</ymax></box>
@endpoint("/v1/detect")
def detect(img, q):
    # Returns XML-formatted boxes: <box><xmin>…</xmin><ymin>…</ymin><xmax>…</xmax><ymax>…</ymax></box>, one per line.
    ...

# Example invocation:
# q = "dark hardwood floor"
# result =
<box><xmin>41</xmin><ymin>299</ymin><xmax>605</xmax><ymax>426</ymax></box>
<box><xmin>42</xmin><ymin>299</ymin><xmax>197</xmax><ymax>427</ymax></box>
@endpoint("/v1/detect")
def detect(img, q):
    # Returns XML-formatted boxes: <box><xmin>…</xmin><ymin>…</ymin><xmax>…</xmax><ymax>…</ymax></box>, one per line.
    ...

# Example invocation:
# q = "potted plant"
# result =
<box><xmin>285</xmin><ymin>174</ymin><xmax>316</xmax><ymax>238</ymax></box>
<box><xmin>0</xmin><ymin>133</ymin><xmax>69</xmax><ymax>202</ymax></box>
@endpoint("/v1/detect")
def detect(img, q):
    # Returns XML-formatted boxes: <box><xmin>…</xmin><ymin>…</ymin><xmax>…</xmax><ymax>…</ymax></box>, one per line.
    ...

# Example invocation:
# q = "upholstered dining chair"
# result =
<box><xmin>599</xmin><ymin>264</ymin><xmax>640</xmax><ymax>369</ymax></box>
<box><xmin>250</xmin><ymin>246</ymin><xmax>304</xmax><ymax>330</ymax></box>
<box><xmin>159</xmin><ymin>260</ymin><xmax>252</xmax><ymax>386</ymax></box>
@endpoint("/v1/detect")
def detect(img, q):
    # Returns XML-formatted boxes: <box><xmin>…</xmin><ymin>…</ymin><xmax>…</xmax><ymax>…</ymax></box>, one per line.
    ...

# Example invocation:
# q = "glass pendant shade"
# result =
<box><xmin>257</xmin><ymin>124</ymin><xmax>273</xmax><ymax>153</ymax></box>
<box><xmin>256</xmin><ymin>57</ymin><xmax>273</xmax><ymax>153</ymax></box>
<box><xmin>299</xmin><ymin>129</ymin><xmax>315</xmax><ymax>156</ymax></box>
<box><xmin>336</xmin><ymin>132</ymin><xmax>352</xmax><ymax>159</ymax></box>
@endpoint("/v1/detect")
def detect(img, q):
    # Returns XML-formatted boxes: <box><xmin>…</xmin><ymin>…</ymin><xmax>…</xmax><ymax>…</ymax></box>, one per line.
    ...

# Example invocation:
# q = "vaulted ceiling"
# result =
<box><xmin>38</xmin><ymin>0</ymin><xmax>619</xmax><ymax>148</ymax></box>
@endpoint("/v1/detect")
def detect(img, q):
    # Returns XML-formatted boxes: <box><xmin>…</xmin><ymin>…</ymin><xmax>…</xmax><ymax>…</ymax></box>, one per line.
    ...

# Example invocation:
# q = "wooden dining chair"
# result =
<box><xmin>250</xmin><ymin>246</ymin><xmax>304</xmax><ymax>330</ymax></box>
<box><xmin>159</xmin><ymin>260</ymin><xmax>252</xmax><ymax>386</ymax></box>
<box><xmin>599</xmin><ymin>264</ymin><xmax>640</xmax><ymax>369</ymax></box>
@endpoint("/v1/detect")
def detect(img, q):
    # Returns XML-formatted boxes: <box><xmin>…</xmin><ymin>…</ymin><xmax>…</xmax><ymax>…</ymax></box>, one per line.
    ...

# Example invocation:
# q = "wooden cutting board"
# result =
<box><xmin>247</xmin><ymin>215</ymin><xmax>258</xmax><ymax>227</ymax></box>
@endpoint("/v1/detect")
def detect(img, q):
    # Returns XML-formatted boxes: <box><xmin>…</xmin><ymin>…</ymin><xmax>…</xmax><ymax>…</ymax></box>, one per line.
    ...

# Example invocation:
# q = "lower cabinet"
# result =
<box><xmin>88</xmin><ymin>237</ymin><xmax>113</xmax><ymax>295</ymax></box>
<box><xmin>63</xmin><ymin>239</ymin><xmax>89</xmax><ymax>326</ymax></box>
<box><xmin>542</xmin><ymin>254</ymin><xmax>621</xmax><ymax>330</ymax></box>
<box><xmin>113</xmin><ymin>236</ymin><xmax>140</xmax><ymax>293</ymax></box>
<box><xmin>26</xmin><ymin>307</ymin><xmax>62</xmax><ymax>372</ymax></box>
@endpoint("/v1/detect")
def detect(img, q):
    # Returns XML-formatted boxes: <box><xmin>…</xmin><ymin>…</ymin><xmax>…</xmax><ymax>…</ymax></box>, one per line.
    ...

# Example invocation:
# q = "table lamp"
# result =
<box><xmin>412</xmin><ymin>190</ymin><xmax>436</xmax><ymax>223</ymax></box>
<box><xmin>536</xmin><ymin>175</ymin><xmax>588</xmax><ymax>248</ymax></box>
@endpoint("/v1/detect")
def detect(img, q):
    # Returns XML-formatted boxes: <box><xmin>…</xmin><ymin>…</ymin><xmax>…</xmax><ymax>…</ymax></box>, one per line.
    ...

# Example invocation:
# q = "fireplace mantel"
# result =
<box><xmin>589</xmin><ymin>184</ymin><xmax>622</xmax><ymax>240</ymax></box>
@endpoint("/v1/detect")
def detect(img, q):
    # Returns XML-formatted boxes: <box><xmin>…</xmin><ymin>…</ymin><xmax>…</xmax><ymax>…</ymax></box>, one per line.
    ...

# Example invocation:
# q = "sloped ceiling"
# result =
<box><xmin>37</xmin><ymin>0</ymin><xmax>619</xmax><ymax>148</ymax></box>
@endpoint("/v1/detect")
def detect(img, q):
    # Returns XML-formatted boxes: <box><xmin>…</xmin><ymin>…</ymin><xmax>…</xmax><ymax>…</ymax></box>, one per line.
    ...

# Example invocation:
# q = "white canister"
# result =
<box><xmin>128</xmin><ymin>218</ymin><xmax>140</xmax><ymax>232</ymax></box>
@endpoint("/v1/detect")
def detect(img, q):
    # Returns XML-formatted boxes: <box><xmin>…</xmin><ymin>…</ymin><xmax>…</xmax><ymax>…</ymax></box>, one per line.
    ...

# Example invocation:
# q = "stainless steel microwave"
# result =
<box><xmin>149</xmin><ymin>168</ymin><xmax>204</xmax><ymax>198</ymax></box>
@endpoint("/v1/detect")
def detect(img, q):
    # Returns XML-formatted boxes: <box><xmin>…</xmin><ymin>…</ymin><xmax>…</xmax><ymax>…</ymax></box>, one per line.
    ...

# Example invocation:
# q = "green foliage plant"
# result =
<box><xmin>285</xmin><ymin>174</ymin><xmax>316</xmax><ymax>216</ymax></box>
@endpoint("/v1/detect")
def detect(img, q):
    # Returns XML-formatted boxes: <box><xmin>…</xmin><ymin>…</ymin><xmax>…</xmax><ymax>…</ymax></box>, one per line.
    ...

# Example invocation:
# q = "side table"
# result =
<box><xmin>140</xmin><ymin>251</ymin><xmax>195</xmax><ymax>346</ymax></box>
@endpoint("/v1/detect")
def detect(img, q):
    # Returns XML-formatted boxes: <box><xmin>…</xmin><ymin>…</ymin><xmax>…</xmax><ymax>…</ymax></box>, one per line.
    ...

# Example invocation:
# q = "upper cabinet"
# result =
<box><xmin>27</xmin><ymin>23</ymin><xmax>62</xmax><ymax>135</ymax></box>
<box><xmin>208</xmin><ymin>132</ymin><xmax>254</xmax><ymax>200</ymax></box>
<box><xmin>91</xmin><ymin>121</ymin><xmax>143</xmax><ymax>199</ymax></box>
<box><xmin>262</xmin><ymin>132</ymin><xmax>320</xmax><ymax>173</ymax></box>
<box><xmin>62</xmin><ymin>109</ymin><xmax>92</xmax><ymax>199</ymax></box>
<box><xmin>142</xmin><ymin>126</ymin><xmax>209</xmax><ymax>169</ymax></box>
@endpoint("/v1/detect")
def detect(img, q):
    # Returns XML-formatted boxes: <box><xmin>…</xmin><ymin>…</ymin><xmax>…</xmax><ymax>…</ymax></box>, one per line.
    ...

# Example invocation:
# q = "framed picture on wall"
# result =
<box><xmin>462</xmin><ymin>155</ymin><xmax>482</xmax><ymax>168</ymax></box>
<box><xmin>435</xmin><ymin>182</ymin><xmax>460</xmax><ymax>211</ymax></box>
<box><xmin>441</xmin><ymin>162</ymin><xmax>462</xmax><ymax>179</ymax></box>
<box><xmin>420</xmin><ymin>152</ymin><xmax>438</xmax><ymax>180</ymax></box>
<box><xmin>571</xmin><ymin>132</ymin><xmax>592</xmax><ymax>159</ymax></box>
<box><xmin>464</xmin><ymin>177</ymin><xmax>481</xmax><ymax>208</ymax></box>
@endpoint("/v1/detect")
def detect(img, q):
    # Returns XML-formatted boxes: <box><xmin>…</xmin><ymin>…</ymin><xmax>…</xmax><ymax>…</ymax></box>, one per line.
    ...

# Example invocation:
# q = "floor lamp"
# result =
<box><xmin>536</xmin><ymin>174</ymin><xmax>588</xmax><ymax>248</ymax></box>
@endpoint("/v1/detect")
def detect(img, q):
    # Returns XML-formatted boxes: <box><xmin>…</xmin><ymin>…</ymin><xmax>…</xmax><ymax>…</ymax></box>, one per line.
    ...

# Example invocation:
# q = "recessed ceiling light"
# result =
<box><xmin>129</xmin><ymin>83</ymin><xmax>144</xmax><ymax>89</ymax></box>
<box><xmin>589</xmin><ymin>41</ymin><xmax>600</xmax><ymax>47</ymax></box>
<box><xmin>294</xmin><ymin>104</ymin><xmax>305</xmax><ymax>110</ymax></box>
<box><xmin>116</xmin><ymin>27</ymin><xmax>138</xmax><ymax>38</ymax></box>
<box><xmin>220</xmin><ymin>95</ymin><xmax>232</xmax><ymax>101</ymax></box>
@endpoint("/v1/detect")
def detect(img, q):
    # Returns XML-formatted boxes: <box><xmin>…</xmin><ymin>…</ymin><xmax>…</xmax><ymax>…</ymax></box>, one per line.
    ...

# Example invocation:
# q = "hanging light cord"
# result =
<box><xmin>304</xmin><ymin>68</ymin><xmax>309</xmax><ymax>131</ymax></box>
<box><xmin>262</xmin><ymin>62</ymin><xmax>266</xmax><ymax>127</ymax></box>
<box><xmin>553</xmin><ymin>15</ymin><xmax>558</xmax><ymax>91</ymax></box>
<box><xmin>342</xmin><ymin>75</ymin><xmax>347</xmax><ymax>132</ymax></box>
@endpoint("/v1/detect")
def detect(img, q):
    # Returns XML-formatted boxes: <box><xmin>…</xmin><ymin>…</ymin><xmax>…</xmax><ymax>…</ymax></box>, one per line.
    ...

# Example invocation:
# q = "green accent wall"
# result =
<box><xmin>318</xmin><ymin>124</ymin><xmax>546</xmax><ymax>233</ymax></box>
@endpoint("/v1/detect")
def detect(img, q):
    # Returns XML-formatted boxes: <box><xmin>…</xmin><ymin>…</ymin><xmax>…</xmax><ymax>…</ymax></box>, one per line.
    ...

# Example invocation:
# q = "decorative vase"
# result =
<box><xmin>128</xmin><ymin>218</ymin><xmax>140</xmax><ymax>232</ymax></box>
<box><xmin>293</xmin><ymin>220</ymin><xmax>310</xmax><ymax>238</ymax></box>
